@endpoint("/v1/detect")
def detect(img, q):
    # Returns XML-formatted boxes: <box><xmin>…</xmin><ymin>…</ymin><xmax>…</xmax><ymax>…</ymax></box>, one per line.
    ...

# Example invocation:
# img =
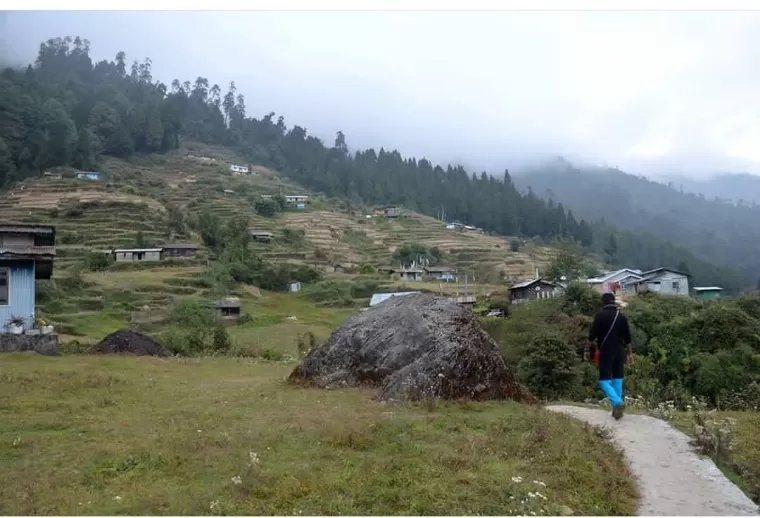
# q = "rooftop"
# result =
<box><xmin>0</xmin><ymin>245</ymin><xmax>56</xmax><ymax>258</ymax></box>
<box><xmin>113</xmin><ymin>248</ymin><xmax>163</xmax><ymax>253</ymax></box>
<box><xmin>160</xmin><ymin>243</ymin><xmax>198</xmax><ymax>249</ymax></box>
<box><xmin>510</xmin><ymin>278</ymin><xmax>558</xmax><ymax>290</ymax></box>
<box><xmin>0</xmin><ymin>224</ymin><xmax>55</xmax><ymax>235</ymax></box>
<box><xmin>694</xmin><ymin>286</ymin><xmax>723</xmax><ymax>292</ymax></box>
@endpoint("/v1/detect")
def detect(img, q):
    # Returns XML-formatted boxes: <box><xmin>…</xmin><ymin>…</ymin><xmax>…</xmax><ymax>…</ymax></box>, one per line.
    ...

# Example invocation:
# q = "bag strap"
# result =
<box><xmin>600</xmin><ymin>310</ymin><xmax>620</xmax><ymax>348</ymax></box>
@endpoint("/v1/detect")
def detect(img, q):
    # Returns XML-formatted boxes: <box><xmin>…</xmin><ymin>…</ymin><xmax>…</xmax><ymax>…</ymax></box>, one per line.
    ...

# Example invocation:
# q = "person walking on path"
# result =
<box><xmin>588</xmin><ymin>292</ymin><xmax>633</xmax><ymax>420</ymax></box>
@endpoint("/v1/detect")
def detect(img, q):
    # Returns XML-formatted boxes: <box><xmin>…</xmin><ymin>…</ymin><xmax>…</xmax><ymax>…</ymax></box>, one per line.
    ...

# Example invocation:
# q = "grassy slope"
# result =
<box><xmin>0</xmin><ymin>354</ymin><xmax>637</xmax><ymax>516</ymax></box>
<box><xmin>0</xmin><ymin>142</ymin><xmax>557</xmax><ymax>277</ymax></box>
<box><xmin>0</xmin><ymin>142</ymin><xmax>559</xmax><ymax>346</ymax></box>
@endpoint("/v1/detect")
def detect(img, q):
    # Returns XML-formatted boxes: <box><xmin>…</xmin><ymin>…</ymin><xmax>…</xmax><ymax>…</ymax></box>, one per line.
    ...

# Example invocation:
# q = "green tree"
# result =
<box><xmin>254</xmin><ymin>198</ymin><xmax>280</xmax><ymax>218</ymax></box>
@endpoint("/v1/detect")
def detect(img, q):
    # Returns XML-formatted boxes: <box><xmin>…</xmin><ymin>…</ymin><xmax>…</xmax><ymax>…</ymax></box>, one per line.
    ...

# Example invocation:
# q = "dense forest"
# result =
<box><xmin>512</xmin><ymin>159</ymin><xmax>759</xmax><ymax>290</ymax></box>
<box><xmin>0</xmin><ymin>36</ymin><xmax>748</xmax><ymax>292</ymax></box>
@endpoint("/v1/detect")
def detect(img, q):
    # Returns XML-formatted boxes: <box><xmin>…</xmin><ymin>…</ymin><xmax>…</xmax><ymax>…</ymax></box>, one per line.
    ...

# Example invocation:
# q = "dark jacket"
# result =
<box><xmin>589</xmin><ymin>304</ymin><xmax>632</xmax><ymax>353</ymax></box>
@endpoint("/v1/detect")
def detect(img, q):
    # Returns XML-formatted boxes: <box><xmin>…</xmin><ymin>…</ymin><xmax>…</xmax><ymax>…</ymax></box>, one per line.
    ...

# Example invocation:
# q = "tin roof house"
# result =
<box><xmin>0</xmin><ymin>224</ymin><xmax>59</xmax><ymax>352</ymax></box>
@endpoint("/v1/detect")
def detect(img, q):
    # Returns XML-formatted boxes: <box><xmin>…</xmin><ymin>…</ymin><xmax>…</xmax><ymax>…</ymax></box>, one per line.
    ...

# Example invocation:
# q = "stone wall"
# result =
<box><xmin>0</xmin><ymin>333</ymin><xmax>58</xmax><ymax>355</ymax></box>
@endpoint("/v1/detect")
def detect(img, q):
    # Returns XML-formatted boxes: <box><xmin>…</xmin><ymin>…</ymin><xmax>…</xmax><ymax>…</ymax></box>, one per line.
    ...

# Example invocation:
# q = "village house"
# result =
<box><xmin>215</xmin><ymin>297</ymin><xmax>241</xmax><ymax>318</ymax></box>
<box><xmin>424</xmin><ymin>266</ymin><xmax>458</xmax><ymax>282</ymax></box>
<box><xmin>0</xmin><ymin>224</ymin><xmax>56</xmax><ymax>335</ymax></box>
<box><xmin>160</xmin><ymin>243</ymin><xmax>198</xmax><ymax>259</ymax></box>
<box><xmin>586</xmin><ymin>268</ymin><xmax>644</xmax><ymax>295</ymax></box>
<box><xmin>251</xmin><ymin>231</ymin><xmax>273</xmax><ymax>243</ymax></box>
<box><xmin>508</xmin><ymin>278</ymin><xmax>563</xmax><ymax>304</ymax></box>
<box><xmin>396</xmin><ymin>267</ymin><xmax>424</xmax><ymax>282</ymax></box>
<box><xmin>288</xmin><ymin>281</ymin><xmax>302</xmax><ymax>293</ymax></box>
<box><xmin>694</xmin><ymin>286</ymin><xmax>723</xmax><ymax>300</ymax></box>
<box><xmin>42</xmin><ymin>171</ymin><xmax>62</xmax><ymax>179</ymax></box>
<box><xmin>229</xmin><ymin>164</ymin><xmax>250</xmax><ymax>174</ymax></box>
<box><xmin>385</xmin><ymin>205</ymin><xmax>402</xmax><ymax>218</ymax></box>
<box><xmin>634</xmin><ymin>267</ymin><xmax>691</xmax><ymax>296</ymax></box>
<box><xmin>113</xmin><ymin>248</ymin><xmax>163</xmax><ymax>262</ymax></box>
<box><xmin>75</xmin><ymin>171</ymin><xmax>101</xmax><ymax>181</ymax></box>
<box><xmin>284</xmin><ymin>195</ymin><xmax>309</xmax><ymax>204</ymax></box>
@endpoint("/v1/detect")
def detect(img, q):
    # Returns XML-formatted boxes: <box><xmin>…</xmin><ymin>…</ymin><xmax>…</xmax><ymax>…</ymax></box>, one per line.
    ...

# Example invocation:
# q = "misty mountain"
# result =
<box><xmin>513</xmin><ymin>159</ymin><xmax>760</xmax><ymax>281</ymax></box>
<box><xmin>661</xmin><ymin>172</ymin><xmax>760</xmax><ymax>205</ymax></box>
<box><xmin>0</xmin><ymin>36</ymin><xmax>749</xmax><ymax>293</ymax></box>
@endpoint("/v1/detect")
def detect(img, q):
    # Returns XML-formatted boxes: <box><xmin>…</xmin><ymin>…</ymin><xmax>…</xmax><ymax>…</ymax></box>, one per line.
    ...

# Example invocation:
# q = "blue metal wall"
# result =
<box><xmin>0</xmin><ymin>262</ymin><xmax>36</xmax><ymax>332</ymax></box>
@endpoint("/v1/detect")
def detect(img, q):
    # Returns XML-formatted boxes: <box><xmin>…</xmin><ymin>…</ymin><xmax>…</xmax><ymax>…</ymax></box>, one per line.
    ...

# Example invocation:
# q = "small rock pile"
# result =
<box><xmin>90</xmin><ymin>329</ymin><xmax>169</xmax><ymax>357</ymax></box>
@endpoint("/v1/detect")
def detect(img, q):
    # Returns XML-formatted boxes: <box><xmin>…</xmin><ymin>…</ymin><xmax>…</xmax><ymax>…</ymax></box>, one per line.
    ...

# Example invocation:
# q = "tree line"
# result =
<box><xmin>0</xmin><ymin>36</ymin><xmax>747</xmax><ymax>291</ymax></box>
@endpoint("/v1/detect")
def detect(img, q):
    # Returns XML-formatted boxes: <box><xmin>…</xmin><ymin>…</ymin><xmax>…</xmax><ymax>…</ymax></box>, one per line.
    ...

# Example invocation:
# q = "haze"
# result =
<box><xmin>3</xmin><ymin>9</ymin><xmax>760</xmax><ymax>178</ymax></box>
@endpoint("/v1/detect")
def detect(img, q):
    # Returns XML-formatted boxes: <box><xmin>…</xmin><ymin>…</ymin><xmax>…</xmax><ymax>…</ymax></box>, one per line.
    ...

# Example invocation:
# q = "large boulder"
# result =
<box><xmin>289</xmin><ymin>293</ymin><xmax>536</xmax><ymax>403</ymax></box>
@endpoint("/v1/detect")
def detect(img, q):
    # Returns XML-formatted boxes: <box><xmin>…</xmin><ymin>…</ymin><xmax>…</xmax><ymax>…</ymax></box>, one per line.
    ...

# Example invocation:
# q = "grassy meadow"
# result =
<box><xmin>0</xmin><ymin>354</ymin><xmax>638</xmax><ymax>516</ymax></box>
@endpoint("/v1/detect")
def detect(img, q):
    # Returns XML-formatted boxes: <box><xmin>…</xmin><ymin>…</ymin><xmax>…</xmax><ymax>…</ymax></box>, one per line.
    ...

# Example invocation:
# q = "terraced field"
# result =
<box><xmin>0</xmin><ymin>142</ymin><xmax>567</xmax><ymax>346</ymax></box>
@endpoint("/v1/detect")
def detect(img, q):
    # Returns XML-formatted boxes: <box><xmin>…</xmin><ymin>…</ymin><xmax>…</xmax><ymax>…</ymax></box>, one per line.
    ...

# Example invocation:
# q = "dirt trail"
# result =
<box><xmin>546</xmin><ymin>405</ymin><xmax>759</xmax><ymax>516</ymax></box>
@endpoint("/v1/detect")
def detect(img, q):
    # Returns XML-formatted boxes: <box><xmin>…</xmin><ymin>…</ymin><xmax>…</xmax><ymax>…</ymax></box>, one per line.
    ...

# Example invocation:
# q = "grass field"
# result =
<box><xmin>0</xmin><ymin>354</ymin><xmax>638</xmax><ymax>516</ymax></box>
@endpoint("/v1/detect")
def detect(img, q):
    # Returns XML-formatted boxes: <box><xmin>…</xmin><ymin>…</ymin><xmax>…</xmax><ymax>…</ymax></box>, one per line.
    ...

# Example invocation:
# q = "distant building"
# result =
<box><xmin>634</xmin><ymin>267</ymin><xmax>691</xmax><ymax>296</ymax></box>
<box><xmin>694</xmin><ymin>286</ymin><xmax>723</xmax><ymax>300</ymax></box>
<box><xmin>385</xmin><ymin>205</ymin><xmax>402</xmax><ymax>218</ymax></box>
<box><xmin>160</xmin><ymin>243</ymin><xmax>198</xmax><ymax>259</ymax></box>
<box><xmin>251</xmin><ymin>231</ymin><xmax>273</xmax><ymax>243</ymax></box>
<box><xmin>397</xmin><ymin>268</ymin><xmax>423</xmax><ymax>282</ymax></box>
<box><xmin>289</xmin><ymin>281</ymin><xmax>302</xmax><ymax>293</ymax></box>
<box><xmin>215</xmin><ymin>297</ymin><xmax>241</xmax><ymax>318</ymax></box>
<box><xmin>42</xmin><ymin>171</ymin><xmax>62</xmax><ymax>179</ymax></box>
<box><xmin>0</xmin><ymin>224</ymin><xmax>56</xmax><ymax>333</ymax></box>
<box><xmin>424</xmin><ymin>266</ymin><xmax>457</xmax><ymax>282</ymax></box>
<box><xmin>75</xmin><ymin>171</ymin><xmax>101</xmax><ymax>181</ymax></box>
<box><xmin>113</xmin><ymin>248</ymin><xmax>162</xmax><ymax>262</ymax></box>
<box><xmin>284</xmin><ymin>195</ymin><xmax>309</xmax><ymax>204</ymax></box>
<box><xmin>586</xmin><ymin>268</ymin><xmax>644</xmax><ymax>295</ymax></box>
<box><xmin>369</xmin><ymin>291</ymin><xmax>421</xmax><ymax>307</ymax></box>
<box><xmin>229</xmin><ymin>164</ymin><xmax>249</xmax><ymax>174</ymax></box>
<box><xmin>509</xmin><ymin>278</ymin><xmax>562</xmax><ymax>304</ymax></box>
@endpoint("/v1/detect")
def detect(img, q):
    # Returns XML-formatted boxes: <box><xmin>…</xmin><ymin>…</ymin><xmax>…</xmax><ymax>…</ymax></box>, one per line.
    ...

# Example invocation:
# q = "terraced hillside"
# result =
<box><xmin>0</xmin><ymin>142</ymin><xmax>566</xmax><ymax>347</ymax></box>
<box><xmin>0</xmin><ymin>142</ymin><xmax>556</xmax><ymax>280</ymax></box>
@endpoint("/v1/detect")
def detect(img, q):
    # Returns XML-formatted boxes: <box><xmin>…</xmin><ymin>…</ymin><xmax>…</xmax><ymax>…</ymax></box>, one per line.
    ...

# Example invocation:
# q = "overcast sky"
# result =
<box><xmin>3</xmin><ymin>10</ymin><xmax>760</xmax><ymax>178</ymax></box>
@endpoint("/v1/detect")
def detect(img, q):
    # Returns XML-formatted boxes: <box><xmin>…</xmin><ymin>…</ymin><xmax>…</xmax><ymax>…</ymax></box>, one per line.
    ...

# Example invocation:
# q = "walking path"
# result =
<box><xmin>546</xmin><ymin>405</ymin><xmax>759</xmax><ymax>516</ymax></box>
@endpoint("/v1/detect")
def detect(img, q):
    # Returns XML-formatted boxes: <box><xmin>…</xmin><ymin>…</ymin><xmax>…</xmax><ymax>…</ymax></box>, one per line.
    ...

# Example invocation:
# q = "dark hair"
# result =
<box><xmin>601</xmin><ymin>292</ymin><xmax>616</xmax><ymax>305</ymax></box>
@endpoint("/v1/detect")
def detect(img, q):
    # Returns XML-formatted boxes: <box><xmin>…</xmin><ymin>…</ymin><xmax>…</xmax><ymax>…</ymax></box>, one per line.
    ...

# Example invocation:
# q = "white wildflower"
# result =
<box><xmin>12</xmin><ymin>437</ymin><xmax>21</xmax><ymax>447</ymax></box>
<box><xmin>210</xmin><ymin>500</ymin><xmax>219</xmax><ymax>511</ymax></box>
<box><xmin>511</xmin><ymin>476</ymin><xmax>523</xmax><ymax>483</ymax></box>
<box><xmin>533</xmin><ymin>480</ymin><xmax>547</xmax><ymax>487</ymax></box>
<box><xmin>249</xmin><ymin>451</ymin><xmax>260</xmax><ymax>465</ymax></box>
<box><xmin>113</xmin><ymin>496</ymin><xmax>122</xmax><ymax>502</ymax></box>
<box><xmin>231</xmin><ymin>476</ymin><xmax>242</xmax><ymax>485</ymax></box>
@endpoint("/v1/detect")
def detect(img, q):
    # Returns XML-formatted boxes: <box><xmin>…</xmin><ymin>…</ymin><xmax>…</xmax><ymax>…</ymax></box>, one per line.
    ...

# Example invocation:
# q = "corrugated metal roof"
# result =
<box><xmin>0</xmin><ymin>224</ymin><xmax>55</xmax><ymax>235</ymax></box>
<box><xmin>113</xmin><ymin>248</ymin><xmax>163</xmax><ymax>253</ymax></box>
<box><xmin>161</xmin><ymin>243</ymin><xmax>198</xmax><ymax>249</ymax></box>
<box><xmin>424</xmin><ymin>266</ymin><xmax>454</xmax><ymax>273</ymax></box>
<box><xmin>0</xmin><ymin>246</ymin><xmax>56</xmax><ymax>256</ymax></box>
<box><xmin>694</xmin><ymin>286</ymin><xmax>723</xmax><ymax>291</ymax></box>
<box><xmin>369</xmin><ymin>291</ymin><xmax>420</xmax><ymax>307</ymax></box>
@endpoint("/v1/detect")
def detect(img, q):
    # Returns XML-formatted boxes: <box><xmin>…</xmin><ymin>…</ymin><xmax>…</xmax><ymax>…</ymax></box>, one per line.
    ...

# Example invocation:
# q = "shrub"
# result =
<box><xmin>254</xmin><ymin>198</ymin><xmax>280</xmax><ymax>217</ymax></box>
<box><xmin>517</xmin><ymin>333</ymin><xmax>581</xmax><ymax>400</ymax></box>
<box><xmin>83</xmin><ymin>251</ymin><xmax>112</xmax><ymax>272</ymax></box>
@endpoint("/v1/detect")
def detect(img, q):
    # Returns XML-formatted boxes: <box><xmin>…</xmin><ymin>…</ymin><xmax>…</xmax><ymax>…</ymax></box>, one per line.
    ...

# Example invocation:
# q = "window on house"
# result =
<box><xmin>0</xmin><ymin>268</ymin><xmax>8</xmax><ymax>305</ymax></box>
<box><xmin>672</xmin><ymin>281</ymin><xmax>680</xmax><ymax>291</ymax></box>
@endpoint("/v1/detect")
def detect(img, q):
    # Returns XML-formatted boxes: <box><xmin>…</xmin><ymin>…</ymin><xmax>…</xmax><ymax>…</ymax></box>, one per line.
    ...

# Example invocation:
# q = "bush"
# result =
<box><xmin>83</xmin><ymin>251</ymin><xmax>112</xmax><ymax>272</ymax></box>
<box><xmin>359</xmin><ymin>263</ymin><xmax>377</xmax><ymax>275</ymax></box>
<box><xmin>254</xmin><ymin>198</ymin><xmax>280</xmax><ymax>217</ymax></box>
<box><xmin>517</xmin><ymin>333</ymin><xmax>581</xmax><ymax>400</ymax></box>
